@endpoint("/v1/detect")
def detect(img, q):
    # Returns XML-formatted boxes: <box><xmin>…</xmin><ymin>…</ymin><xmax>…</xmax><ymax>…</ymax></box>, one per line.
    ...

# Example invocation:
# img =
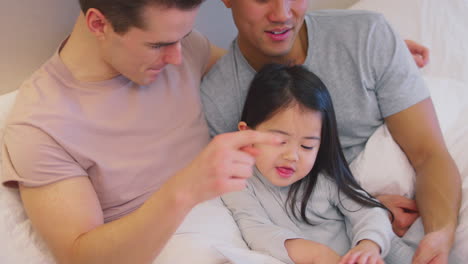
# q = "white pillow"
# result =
<box><xmin>214</xmin><ymin>246</ymin><xmax>286</xmax><ymax>264</ymax></box>
<box><xmin>350</xmin><ymin>124</ymin><xmax>415</xmax><ymax>198</ymax></box>
<box><xmin>175</xmin><ymin>198</ymin><xmax>248</xmax><ymax>248</ymax></box>
<box><xmin>0</xmin><ymin>90</ymin><xmax>18</xmax><ymax>134</ymax></box>
<box><xmin>153</xmin><ymin>198</ymin><xmax>252</xmax><ymax>263</ymax></box>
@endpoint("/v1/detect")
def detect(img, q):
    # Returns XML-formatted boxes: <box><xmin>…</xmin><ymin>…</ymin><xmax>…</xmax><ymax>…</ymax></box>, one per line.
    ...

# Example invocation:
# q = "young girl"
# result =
<box><xmin>221</xmin><ymin>64</ymin><xmax>418</xmax><ymax>264</ymax></box>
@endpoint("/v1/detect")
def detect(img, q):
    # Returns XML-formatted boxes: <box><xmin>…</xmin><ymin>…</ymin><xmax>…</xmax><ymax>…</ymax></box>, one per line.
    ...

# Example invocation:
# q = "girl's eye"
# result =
<box><xmin>301</xmin><ymin>145</ymin><xmax>314</xmax><ymax>150</ymax></box>
<box><xmin>150</xmin><ymin>45</ymin><xmax>163</xmax><ymax>49</ymax></box>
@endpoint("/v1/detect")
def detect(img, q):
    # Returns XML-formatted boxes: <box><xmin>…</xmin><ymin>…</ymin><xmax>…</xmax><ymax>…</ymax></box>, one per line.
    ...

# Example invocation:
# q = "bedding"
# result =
<box><xmin>1</xmin><ymin>0</ymin><xmax>467</xmax><ymax>263</ymax></box>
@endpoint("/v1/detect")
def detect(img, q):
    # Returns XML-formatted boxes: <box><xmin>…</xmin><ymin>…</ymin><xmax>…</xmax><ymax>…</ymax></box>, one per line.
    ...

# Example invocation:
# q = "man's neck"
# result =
<box><xmin>60</xmin><ymin>14</ymin><xmax>119</xmax><ymax>83</ymax></box>
<box><xmin>241</xmin><ymin>23</ymin><xmax>308</xmax><ymax>72</ymax></box>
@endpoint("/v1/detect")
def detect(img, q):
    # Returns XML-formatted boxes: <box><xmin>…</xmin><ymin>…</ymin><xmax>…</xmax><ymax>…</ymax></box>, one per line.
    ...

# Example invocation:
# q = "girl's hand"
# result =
<box><xmin>339</xmin><ymin>240</ymin><xmax>384</xmax><ymax>264</ymax></box>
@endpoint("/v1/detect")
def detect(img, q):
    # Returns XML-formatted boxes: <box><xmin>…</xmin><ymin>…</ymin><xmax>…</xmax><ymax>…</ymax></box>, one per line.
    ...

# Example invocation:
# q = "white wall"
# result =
<box><xmin>0</xmin><ymin>0</ymin><xmax>80</xmax><ymax>95</ymax></box>
<box><xmin>195</xmin><ymin>1</ymin><xmax>237</xmax><ymax>50</ymax></box>
<box><xmin>0</xmin><ymin>0</ymin><xmax>357</xmax><ymax>95</ymax></box>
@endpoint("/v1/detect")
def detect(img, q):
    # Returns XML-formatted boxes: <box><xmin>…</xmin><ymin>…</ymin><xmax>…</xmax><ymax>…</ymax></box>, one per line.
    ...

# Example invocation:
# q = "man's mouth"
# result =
<box><xmin>266</xmin><ymin>29</ymin><xmax>290</xmax><ymax>35</ymax></box>
<box><xmin>265</xmin><ymin>28</ymin><xmax>292</xmax><ymax>41</ymax></box>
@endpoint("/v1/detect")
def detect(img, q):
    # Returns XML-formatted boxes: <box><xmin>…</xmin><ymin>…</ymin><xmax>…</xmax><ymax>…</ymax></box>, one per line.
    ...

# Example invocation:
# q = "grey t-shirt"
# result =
<box><xmin>201</xmin><ymin>10</ymin><xmax>429</xmax><ymax>162</ymax></box>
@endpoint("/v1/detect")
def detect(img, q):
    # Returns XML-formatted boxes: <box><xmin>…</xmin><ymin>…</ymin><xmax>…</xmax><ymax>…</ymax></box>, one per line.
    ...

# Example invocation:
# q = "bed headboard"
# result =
<box><xmin>0</xmin><ymin>1</ymin><xmax>79</xmax><ymax>95</ymax></box>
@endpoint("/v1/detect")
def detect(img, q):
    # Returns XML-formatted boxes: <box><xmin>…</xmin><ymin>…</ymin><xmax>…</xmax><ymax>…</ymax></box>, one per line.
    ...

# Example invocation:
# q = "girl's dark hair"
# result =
<box><xmin>78</xmin><ymin>0</ymin><xmax>204</xmax><ymax>34</ymax></box>
<box><xmin>241</xmin><ymin>64</ymin><xmax>392</xmax><ymax>224</ymax></box>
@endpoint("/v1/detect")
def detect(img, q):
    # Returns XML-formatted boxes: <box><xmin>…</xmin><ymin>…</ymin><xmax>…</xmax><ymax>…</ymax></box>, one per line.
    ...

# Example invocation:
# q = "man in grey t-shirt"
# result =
<box><xmin>201</xmin><ymin>0</ymin><xmax>461</xmax><ymax>263</ymax></box>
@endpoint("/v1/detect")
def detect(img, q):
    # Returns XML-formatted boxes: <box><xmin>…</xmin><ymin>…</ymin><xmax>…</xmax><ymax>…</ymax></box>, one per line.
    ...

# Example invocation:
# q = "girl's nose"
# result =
<box><xmin>282</xmin><ymin>147</ymin><xmax>299</xmax><ymax>162</ymax></box>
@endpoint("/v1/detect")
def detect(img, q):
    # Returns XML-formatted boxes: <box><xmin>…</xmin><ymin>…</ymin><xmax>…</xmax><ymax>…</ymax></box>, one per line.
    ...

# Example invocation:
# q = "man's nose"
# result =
<box><xmin>163</xmin><ymin>42</ymin><xmax>183</xmax><ymax>66</ymax></box>
<box><xmin>268</xmin><ymin>0</ymin><xmax>292</xmax><ymax>23</ymax></box>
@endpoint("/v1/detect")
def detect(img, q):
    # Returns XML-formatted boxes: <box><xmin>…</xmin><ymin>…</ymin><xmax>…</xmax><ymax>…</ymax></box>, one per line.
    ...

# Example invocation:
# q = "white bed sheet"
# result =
<box><xmin>1</xmin><ymin>0</ymin><xmax>468</xmax><ymax>263</ymax></box>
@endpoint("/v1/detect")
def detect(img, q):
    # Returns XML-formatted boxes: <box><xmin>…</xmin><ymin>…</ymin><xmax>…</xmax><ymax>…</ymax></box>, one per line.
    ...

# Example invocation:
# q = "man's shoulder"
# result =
<box><xmin>202</xmin><ymin>44</ymin><xmax>239</xmax><ymax>87</ymax></box>
<box><xmin>7</xmin><ymin>54</ymin><xmax>81</xmax><ymax>128</ymax></box>
<box><xmin>307</xmin><ymin>9</ymin><xmax>385</xmax><ymax>23</ymax></box>
<box><xmin>306</xmin><ymin>9</ymin><xmax>387</xmax><ymax>33</ymax></box>
<box><xmin>305</xmin><ymin>10</ymin><xmax>391</xmax><ymax>52</ymax></box>
<box><xmin>181</xmin><ymin>30</ymin><xmax>211</xmax><ymax>74</ymax></box>
<box><xmin>13</xmin><ymin>59</ymin><xmax>59</xmax><ymax>109</ymax></box>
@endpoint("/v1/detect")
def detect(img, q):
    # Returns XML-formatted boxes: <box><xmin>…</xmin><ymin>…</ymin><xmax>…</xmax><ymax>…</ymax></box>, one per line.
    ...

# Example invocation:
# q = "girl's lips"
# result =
<box><xmin>276</xmin><ymin>167</ymin><xmax>295</xmax><ymax>178</ymax></box>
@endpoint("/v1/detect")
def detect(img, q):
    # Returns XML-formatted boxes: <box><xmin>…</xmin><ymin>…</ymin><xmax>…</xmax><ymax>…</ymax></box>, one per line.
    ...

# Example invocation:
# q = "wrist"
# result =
<box><xmin>159</xmin><ymin>169</ymin><xmax>199</xmax><ymax>213</ymax></box>
<box><xmin>357</xmin><ymin>239</ymin><xmax>381</xmax><ymax>254</ymax></box>
<box><xmin>426</xmin><ymin>224</ymin><xmax>457</xmax><ymax>247</ymax></box>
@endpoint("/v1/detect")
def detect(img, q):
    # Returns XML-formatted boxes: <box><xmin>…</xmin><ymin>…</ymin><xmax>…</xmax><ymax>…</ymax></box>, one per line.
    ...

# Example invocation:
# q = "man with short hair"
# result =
<box><xmin>1</xmin><ymin>1</ymin><xmax>280</xmax><ymax>263</ymax></box>
<box><xmin>201</xmin><ymin>0</ymin><xmax>461</xmax><ymax>263</ymax></box>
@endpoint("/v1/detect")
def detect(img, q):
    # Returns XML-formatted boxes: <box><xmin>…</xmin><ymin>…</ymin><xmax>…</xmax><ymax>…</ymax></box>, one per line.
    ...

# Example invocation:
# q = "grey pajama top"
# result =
<box><xmin>221</xmin><ymin>169</ymin><xmax>395</xmax><ymax>264</ymax></box>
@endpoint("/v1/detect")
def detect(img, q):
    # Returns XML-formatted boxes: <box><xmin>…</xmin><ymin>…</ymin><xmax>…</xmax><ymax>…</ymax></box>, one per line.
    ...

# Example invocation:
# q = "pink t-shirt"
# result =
<box><xmin>1</xmin><ymin>31</ymin><xmax>211</xmax><ymax>222</ymax></box>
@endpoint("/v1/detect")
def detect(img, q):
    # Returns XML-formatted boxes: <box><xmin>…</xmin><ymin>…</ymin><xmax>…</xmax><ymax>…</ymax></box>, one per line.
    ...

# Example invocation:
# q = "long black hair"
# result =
<box><xmin>241</xmin><ymin>64</ymin><xmax>391</xmax><ymax>224</ymax></box>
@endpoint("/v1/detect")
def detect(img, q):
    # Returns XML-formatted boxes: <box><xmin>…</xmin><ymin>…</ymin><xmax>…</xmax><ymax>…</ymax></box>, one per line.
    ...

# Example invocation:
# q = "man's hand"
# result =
<box><xmin>174</xmin><ymin>130</ymin><xmax>281</xmax><ymax>206</ymax></box>
<box><xmin>412</xmin><ymin>228</ymin><xmax>455</xmax><ymax>264</ymax></box>
<box><xmin>376</xmin><ymin>194</ymin><xmax>419</xmax><ymax>236</ymax></box>
<box><xmin>405</xmin><ymin>39</ymin><xmax>430</xmax><ymax>68</ymax></box>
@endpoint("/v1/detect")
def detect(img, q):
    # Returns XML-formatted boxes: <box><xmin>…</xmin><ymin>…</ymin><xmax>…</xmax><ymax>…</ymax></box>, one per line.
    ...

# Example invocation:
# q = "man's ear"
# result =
<box><xmin>238</xmin><ymin>121</ymin><xmax>250</xmax><ymax>131</ymax></box>
<box><xmin>221</xmin><ymin>0</ymin><xmax>232</xmax><ymax>8</ymax></box>
<box><xmin>85</xmin><ymin>8</ymin><xmax>111</xmax><ymax>38</ymax></box>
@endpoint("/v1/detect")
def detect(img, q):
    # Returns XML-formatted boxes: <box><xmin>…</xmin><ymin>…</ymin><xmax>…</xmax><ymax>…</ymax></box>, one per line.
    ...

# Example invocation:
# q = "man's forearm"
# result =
<box><xmin>414</xmin><ymin>150</ymin><xmax>461</xmax><ymax>235</ymax></box>
<box><xmin>68</xmin><ymin>180</ymin><xmax>194</xmax><ymax>264</ymax></box>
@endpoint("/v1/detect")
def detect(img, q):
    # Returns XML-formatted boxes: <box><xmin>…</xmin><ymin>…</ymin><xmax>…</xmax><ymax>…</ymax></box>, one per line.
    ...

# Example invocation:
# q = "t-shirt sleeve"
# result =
<box><xmin>324</xmin><ymin>176</ymin><xmax>395</xmax><ymax>258</ymax></box>
<box><xmin>182</xmin><ymin>30</ymin><xmax>211</xmax><ymax>79</ymax></box>
<box><xmin>367</xmin><ymin>14</ymin><xmax>430</xmax><ymax>117</ymax></box>
<box><xmin>2</xmin><ymin>124</ymin><xmax>87</xmax><ymax>188</ymax></box>
<box><xmin>221</xmin><ymin>184</ymin><xmax>304</xmax><ymax>264</ymax></box>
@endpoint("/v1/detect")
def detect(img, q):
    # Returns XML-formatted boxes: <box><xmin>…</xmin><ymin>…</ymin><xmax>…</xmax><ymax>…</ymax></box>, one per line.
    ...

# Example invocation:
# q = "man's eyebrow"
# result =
<box><xmin>268</xmin><ymin>129</ymin><xmax>320</xmax><ymax>140</ymax></box>
<box><xmin>146</xmin><ymin>31</ymin><xmax>192</xmax><ymax>47</ymax></box>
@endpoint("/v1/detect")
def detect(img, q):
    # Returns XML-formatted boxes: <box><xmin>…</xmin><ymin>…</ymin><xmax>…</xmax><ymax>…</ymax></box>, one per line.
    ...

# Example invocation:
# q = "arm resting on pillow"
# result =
<box><xmin>385</xmin><ymin>98</ymin><xmax>461</xmax><ymax>261</ymax></box>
